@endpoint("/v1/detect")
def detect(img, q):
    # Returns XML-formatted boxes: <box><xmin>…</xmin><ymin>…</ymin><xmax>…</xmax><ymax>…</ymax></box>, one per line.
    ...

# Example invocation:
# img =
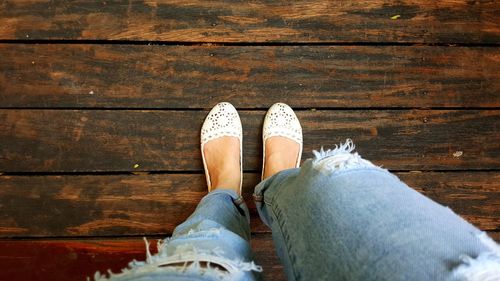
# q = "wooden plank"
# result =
<box><xmin>0</xmin><ymin>173</ymin><xmax>266</xmax><ymax>236</ymax></box>
<box><xmin>0</xmin><ymin>234</ymin><xmax>285</xmax><ymax>281</ymax></box>
<box><xmin>0</xmin><ymin>110</ymin><xmax>498</xmax><ymax>172</ymax></box>
<box><xmin>489</xmin><ymin>232</ymin><xmax>500</xmax><ymax>241</ymax></box>
<box><xmin>1</xmin><ymin>232</ymin><xmax>499</xmax><ymax>281</ymax></box>
<box><xmin>1</xmin><ymin>44</ymin><xmax>499</xmax><ymax>108</ymax></box>
<box><xmin>0</xmin><ymin>1</ymin><xmax>498</xmax><ymax>43</ymax></box>
<box><xmin>0</xmin><ymin>172</ymin><xmax>497</xmax><ymax>237</ymax></box>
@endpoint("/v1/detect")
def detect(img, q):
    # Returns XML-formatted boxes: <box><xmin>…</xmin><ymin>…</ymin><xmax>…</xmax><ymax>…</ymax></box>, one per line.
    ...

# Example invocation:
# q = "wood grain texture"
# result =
<box><xmin>1</xmin><ymin>44</ymin><xmax>499</xmax><ymax>108</ymax></box>
<box><xmin>0</xmin><ymin>234</ymin><xmax>285</xmax><ymax>281</ymax></box>
<box><xmin>0</xmin><ymin>172</ymin><xmax>498</xmax><ymax>237</ymax></box>
<box><xmin>0</xmin><ymin>110</ymin><xmax>498</xmax><ymax>172</ymax></box>
<box><xmin>0</xmin><ymin>1</ymin><xmax>498</xmax><ymax>43</ymax></box>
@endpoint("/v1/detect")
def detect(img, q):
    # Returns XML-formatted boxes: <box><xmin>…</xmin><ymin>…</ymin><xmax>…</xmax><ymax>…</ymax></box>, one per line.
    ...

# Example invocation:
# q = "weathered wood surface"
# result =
<box><xmin>0</xmin><ymin>234</ymin><xmax>285</xmax><ymax>281</ymax></box>
<box><xmin>0</xmin><ymin>2</ymin><xmax>498</xmax><ymax>281</ymax></box>
<box><xmin>0</xmin><ymin>172</ymin><xmax>497</xmax><ymax>237</ymax></box>
<box><xmin>0</xmin><ymin>110</ymin><xmax>498</xmax><ymax>172</ymax></box>
<box><xmin>1</xmin><ymin>44</ymin><xmax>499</xmax><ymax>108</ymax></box>
<box><xmin>0</xmin><ymin>1</ymin><xmax>499</xmax><ymax>43</ymax></box>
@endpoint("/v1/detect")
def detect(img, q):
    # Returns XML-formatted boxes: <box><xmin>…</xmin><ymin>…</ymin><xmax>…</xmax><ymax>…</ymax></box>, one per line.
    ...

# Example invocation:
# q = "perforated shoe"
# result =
<box><xmin>262</xmin><ymin>103</ymin><xmax>303</xmax><ymax>180</ymax></box>
<box><xmin>200</xmin><ymin>102</ymin><xmax>243</xmax><ymax>193</ymax></box>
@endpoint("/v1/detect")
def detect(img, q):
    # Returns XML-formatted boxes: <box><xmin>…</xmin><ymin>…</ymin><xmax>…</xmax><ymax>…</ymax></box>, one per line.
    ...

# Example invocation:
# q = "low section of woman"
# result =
<box><xmin>93</xmin><ymin>102</ymin><xmax>499</xmax><ymax>281</ymax></box>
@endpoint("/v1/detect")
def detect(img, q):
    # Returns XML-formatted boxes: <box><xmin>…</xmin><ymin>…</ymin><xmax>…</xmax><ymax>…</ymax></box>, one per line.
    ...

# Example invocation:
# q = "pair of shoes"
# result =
<box><xmin>200</xmin><ymin>102</ymin><xmax>303</xmax><ymax>194</ymax></box>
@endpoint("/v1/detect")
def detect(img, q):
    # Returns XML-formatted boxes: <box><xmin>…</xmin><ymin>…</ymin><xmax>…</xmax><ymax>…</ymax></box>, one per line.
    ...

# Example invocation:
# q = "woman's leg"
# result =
<box><xmin>254</xmin><ymin>139</ymin><xmax>500</xmax><ymax>281</ymax></box>
<box><xmin>93</xmin><ymin>189</ymin><xmax>261</xmax><ymax>281</ymax></box>
<box><xmin>93</xmin><ymin>102</ymin><xmax>261</xmax><ymax>280</ymax></box>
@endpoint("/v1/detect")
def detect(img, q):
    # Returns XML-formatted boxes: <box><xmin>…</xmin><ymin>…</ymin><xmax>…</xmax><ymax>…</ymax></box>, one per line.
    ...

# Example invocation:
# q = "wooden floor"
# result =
<box><xmin>0</xmin><ymin>1</ymin><xmax>499</xmax><ymax>280</ymax></box>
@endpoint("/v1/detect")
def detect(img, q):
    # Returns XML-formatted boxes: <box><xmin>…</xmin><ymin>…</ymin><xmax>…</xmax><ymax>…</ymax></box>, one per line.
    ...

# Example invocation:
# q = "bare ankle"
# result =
<box><xmin>263</xmin><ymin>138</ymin><xmax>300</xmax><ymax>179</ymax></box>
<box><xmin>212</xmin><ymin>173</ymin><xmax>240</xmax><ymax>191</ymax></box>
<box><xmin>264</xmin><ymin>153</ymin><xmax>288</xmax><ymax>179</ymax></box>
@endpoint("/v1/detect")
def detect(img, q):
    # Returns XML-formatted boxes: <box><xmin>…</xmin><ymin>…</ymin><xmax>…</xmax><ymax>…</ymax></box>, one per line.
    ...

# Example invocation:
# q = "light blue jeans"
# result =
<box><xmin>93</xmin><ymin>140</ymin><xmax>500</xmax><ymax>281</ymax></box>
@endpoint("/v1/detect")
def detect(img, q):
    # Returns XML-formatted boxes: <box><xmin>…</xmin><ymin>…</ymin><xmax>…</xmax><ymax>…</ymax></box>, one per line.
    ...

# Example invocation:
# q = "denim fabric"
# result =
<box><xmin>93</xmin><ymin>189</ymin><xmax>262</xmax><ymax>281</ymax></box>
<box><xmin>93</xmin><ymin>144</ymin><xmax>499</xmax><ymax>281</ymax></box>
<box><xmin>254</xmin><ymin>155</ymin><xmax>499</xmax><ymax>281</ymax></box>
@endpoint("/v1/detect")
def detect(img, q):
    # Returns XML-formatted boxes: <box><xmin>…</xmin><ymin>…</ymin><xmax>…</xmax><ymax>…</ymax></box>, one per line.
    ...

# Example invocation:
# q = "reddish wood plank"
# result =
<box><xmin>1</xmin><ymin>45</ymin><xmax>499</xmax><ymax>108</ymax></box>
<box><xmin>0</xmin><ymin>1</ymin><xmax>498</xmax><ymax>43</ymax></box>
<box><xmin>1</xmin><ymin>233</ymin><xmax>498</xmax><ymax>281</ymax></box>
<box><xmin>0</xmin><ymin>234</ymin><xmax>285</xmax><ymax>281</ymax></box>
<box><xmin>0</xmin><ymin>172</ymin><xmax>497</xmax><ymax>237</ymax></box>
<box><xmin>0</xmin><ymin>110</ymin><xmax>498</xmax><ymax>172</ymax></box>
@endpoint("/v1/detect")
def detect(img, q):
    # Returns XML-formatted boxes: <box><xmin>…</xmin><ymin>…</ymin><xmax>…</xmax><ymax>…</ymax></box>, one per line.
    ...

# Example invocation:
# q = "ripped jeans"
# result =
<box><xmin>93</xmin><ymin>140</ymin><xmax>500</xmax><ymax>281</ymax></box>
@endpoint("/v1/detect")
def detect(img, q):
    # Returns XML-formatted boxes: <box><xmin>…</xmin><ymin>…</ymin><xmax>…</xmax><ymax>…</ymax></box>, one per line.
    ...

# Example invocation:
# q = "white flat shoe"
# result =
<box><xmin>201</xmin><ymin>102</ymin><xmax>243</xmax><ymax>193</ymax></box>
<box><xmin>262</xmin><ymin>103</ymin><xmax>303</xmax><ymax>180</ymax></box>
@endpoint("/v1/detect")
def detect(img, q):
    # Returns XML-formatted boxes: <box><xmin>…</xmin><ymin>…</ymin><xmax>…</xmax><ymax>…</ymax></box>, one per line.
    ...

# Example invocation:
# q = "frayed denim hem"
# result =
<box><xmin>90</xmin><ymin>189</ymin><xmax>258</xmax><ymax>281</ymax></box>
<box><xmin>311</xmin><ymin>139</ymin><xmax>383</xmax><ymax>174</ymax></box>
<box><xmin>91</xmin><ymin>234</ymin><xmax>262</xmax><ymax>281</ymax></box>
<box><xmin>451</xmin><ymin>232</ymin><xmax>500</xmax><ymax>281</ymax></box>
